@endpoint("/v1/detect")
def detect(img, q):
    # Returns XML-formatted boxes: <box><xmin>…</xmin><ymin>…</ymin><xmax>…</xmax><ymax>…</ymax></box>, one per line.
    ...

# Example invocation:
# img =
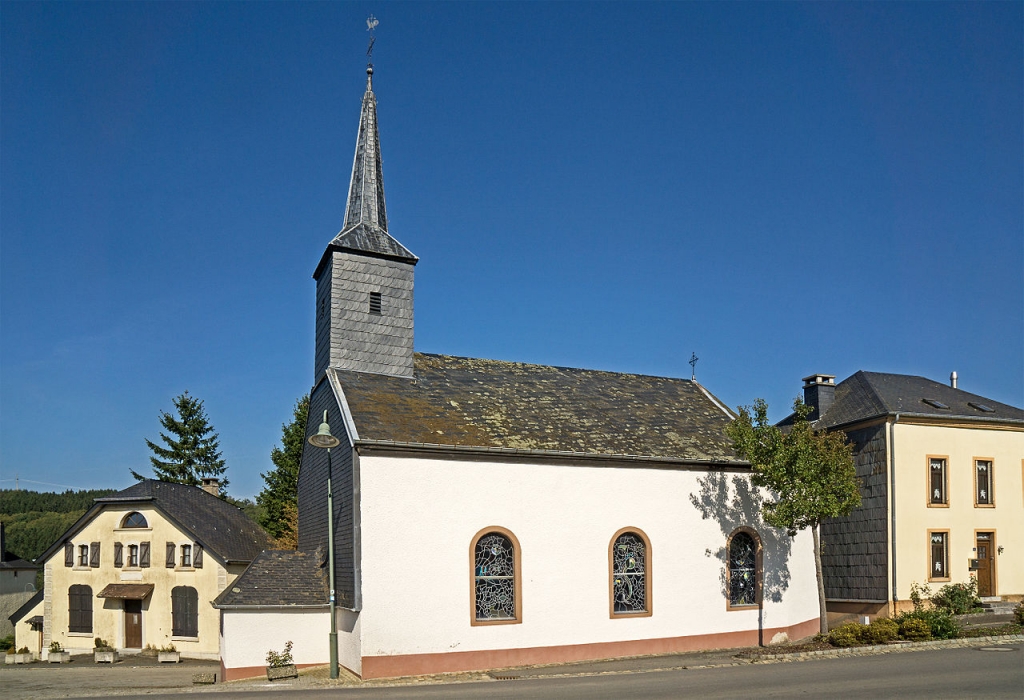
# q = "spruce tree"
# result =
<box><xmin>132</xmin><ymin>391</ymin><xmax>228</xmax><ymax>492</ymax></box>
<box><xmin>257</xmin><ymin>394</ymin><xmax>308</xmax><ymax>544</ymax></box>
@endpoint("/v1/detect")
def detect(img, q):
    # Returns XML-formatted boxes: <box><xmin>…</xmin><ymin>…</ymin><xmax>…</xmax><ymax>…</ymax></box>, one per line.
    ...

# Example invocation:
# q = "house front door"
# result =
<box><xmin>124</xmin><ymin>600</ymin><xmax>142</xmax><ymax>648</ymax></box>
<box><xmin>976</xmin><ymin>532</ymin><xmax>994</xmax><ymax>597</ymax></box>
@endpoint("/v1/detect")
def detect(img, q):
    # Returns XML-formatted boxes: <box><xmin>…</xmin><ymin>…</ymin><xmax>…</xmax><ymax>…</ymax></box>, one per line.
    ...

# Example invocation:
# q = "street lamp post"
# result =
<box><xmin>308</xmin><ymin>410</ymin><xmax>341</xmax><ymax>679</ymax></box>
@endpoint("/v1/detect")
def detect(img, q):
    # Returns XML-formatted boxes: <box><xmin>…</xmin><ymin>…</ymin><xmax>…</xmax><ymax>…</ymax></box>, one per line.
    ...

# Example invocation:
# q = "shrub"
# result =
<box><xmin>48</xmin><ymin>641</ymin><xmax>63</xmax><ymax>653</ymax></box>
<box><xmin>898</xmin><ymin>616</ymin><xmax>931</xmax><ymax>641</ymax></box>
<box><xmin>926</xmin><ymin>610</ymin><xmax>960</xmax><ymax>640</ymax></box>
<box><xmin>266</xmin><ymin>641</ymin><xmax>294</xmax><ymax>668</ymax></box>
<box><xmin>862</xmin><ymin>617</ymin><xmax>899</xmax><ymax>644</ymax></box>
<box><xmin>94</xmin><ymin>638</ymin><xmax>113</xmax><ymax>651</ymax></box>
<box><xmin>17</xmin><ymin>646</ymin><xmax>30</xmax><ymax>654</ymax></box>
<box><xmin>909</xmin><ymin>581</ymin><xmax>932</xmax><ymax>612</ymax></box>
<box><xmin>1014</xmin><ymin>603</ymin><xmax>1024</xmax><ymax>626</ymax></box>
<box><xmin>0</xmin><ymin>634</ymin><xmax>14</xmax><ymax>652</ymax></box>
<box><xmin>828</xmin><ymin>623</ymin><xmax>865</xmax><ymax>647</ymax></box>
<box><xmin>932</xmin><ymin>579</ymin><xmax>981</xmax><ymax>615</ymax></box>
<box><xmin>160</xmin><ymin>644</ymin><xmax>177</xmax><ymax>653</ymax></box>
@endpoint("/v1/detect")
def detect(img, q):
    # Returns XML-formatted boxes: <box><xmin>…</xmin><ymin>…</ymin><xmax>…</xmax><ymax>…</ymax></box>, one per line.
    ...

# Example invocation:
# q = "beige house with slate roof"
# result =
<box><xmin>217</xmin><ymin>62</ymin><xmax>821</xmax><ymax>680</ymax></box>
<box><xmin>29</xmin><ymin>480</ymin><xmax>270</xmax><ymax>659</ymax></box>
<box><xmin>785</xmin><ymin>372</ymin><xmax>1024</xmax><ymax>622</ymax></box>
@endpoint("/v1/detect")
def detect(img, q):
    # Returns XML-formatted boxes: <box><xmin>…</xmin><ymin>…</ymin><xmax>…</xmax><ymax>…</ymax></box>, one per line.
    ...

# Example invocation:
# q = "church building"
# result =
<box><xmin>215</xmin><ymin>62</ymin><xmax>819</xmax><ymax>681</ymax></box>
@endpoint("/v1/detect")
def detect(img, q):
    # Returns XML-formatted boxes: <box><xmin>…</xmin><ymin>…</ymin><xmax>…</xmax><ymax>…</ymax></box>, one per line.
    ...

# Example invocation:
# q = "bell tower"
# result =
<box><xmin>312</xmin><ymin>63</ymin><xmax>417</xmax><ymax>379</ymax></box>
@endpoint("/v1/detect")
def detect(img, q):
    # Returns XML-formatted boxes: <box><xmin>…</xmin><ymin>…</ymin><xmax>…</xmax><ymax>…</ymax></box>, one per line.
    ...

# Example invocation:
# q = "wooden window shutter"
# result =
<box><xmin>166</xmin><ymin>542</ymin><xmax>176</xmax><ymax>568</ymax></box>
<box><xmin>114</xmin><ymin>542</ymin><xmax>123</xmax><ymax>568</ymax></box>
<box><xmin>140</xmin><ymin>541</ymin><xmax>151</xmax><ymax>568</ymax></box>
<box><xmin>193</xmin><ymin>544</ymin><xmax>203</xmax><ymax>568</ymax></box>
<box><xmin>89</xmin><ymin>542</ymin><xmax>100</xmax><ymax>568</ymax></box>
<box><xmin>64</xmin><ymin>542</ymin><xmax>74</xmax><ymax>567</ymax></box>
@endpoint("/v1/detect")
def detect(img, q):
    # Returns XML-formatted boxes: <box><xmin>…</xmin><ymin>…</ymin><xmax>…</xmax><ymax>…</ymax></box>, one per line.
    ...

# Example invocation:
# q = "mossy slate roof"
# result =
<box><xmin>213</xmin><ymin>550</ymin><xmax>328</xmax><ymax>608</ymax></box>
<box><xmin>334</xmin><ymin>353</ymin><xmax>740</xmax><ymax>463</ymax></box>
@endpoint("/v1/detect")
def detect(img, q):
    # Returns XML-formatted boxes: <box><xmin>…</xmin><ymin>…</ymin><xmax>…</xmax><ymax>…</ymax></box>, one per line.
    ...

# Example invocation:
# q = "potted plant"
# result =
<box><xmin>12</xmin><ymin>646</ymin><xmax>34</xmax><ymax>664</ymax></box>
<box><xmin>93</xmin><ymin>638</ymin><xmax>117</xmax><ymax>664</ymax></box>
<box><xmin>48</xmin><ymin>641</ymin><xmax>71</xmax><ymax>663</ymax></box>
<box><xmin>5</xmin><ymin>647</ymin><xmax>17</xmax><ymax>665</ymax></box>
<box><xmin>265</xmin><ymin>641</ymin><xmax>297</xmax><ymax>681</ymax></box>
<box><xmin>158</xmin><ymin>643</ymin><xmax>180</xmax><ymax>664</ymax></box>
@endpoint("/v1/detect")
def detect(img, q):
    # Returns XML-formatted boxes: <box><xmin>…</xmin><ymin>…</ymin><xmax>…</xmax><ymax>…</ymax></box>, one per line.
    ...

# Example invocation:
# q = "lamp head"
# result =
<box><xmin>308</xmin><ymin>410</ymin><xmax>341</xmax><ymax>449</ymax></box>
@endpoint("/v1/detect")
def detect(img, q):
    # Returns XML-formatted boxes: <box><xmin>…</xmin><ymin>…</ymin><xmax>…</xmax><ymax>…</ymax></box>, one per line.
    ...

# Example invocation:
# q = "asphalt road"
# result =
<box><xmin>26</xmin><ymin>644</ymin><xmax>1021</xmax><ymax>700</ymax></box>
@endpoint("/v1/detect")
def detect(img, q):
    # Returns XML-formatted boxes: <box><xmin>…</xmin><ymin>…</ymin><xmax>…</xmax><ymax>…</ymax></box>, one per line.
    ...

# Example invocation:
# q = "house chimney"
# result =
<box><xmin>950</xmin><ymin>371</ymin><xmax>957</xmax><ymax>389</ymax></box>
<box><xmin>201</xmin><ymin>478</ymin><xmax>220</xmax><ymax>497</ymax></box>
<box><xmin>802</xmin><ymin>374</ymin><xmax>836</xmax><ymax>421</ymax></box>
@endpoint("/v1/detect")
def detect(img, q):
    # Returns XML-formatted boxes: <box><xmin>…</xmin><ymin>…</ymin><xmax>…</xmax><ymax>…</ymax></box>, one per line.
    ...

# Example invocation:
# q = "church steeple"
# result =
<box><xmin>328</xmin><ymin>64</ymin><xmax>417</xmax><ymax>263</ymax></box>
<box><xmin>312</xmin><ymin>61</ymin><xmax>417</xmax><ymax>380</ymax></box>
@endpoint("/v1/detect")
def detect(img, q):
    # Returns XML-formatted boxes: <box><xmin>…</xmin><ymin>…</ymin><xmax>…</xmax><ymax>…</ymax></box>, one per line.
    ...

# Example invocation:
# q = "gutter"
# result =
<box><xmin>212</xmin><ymin>604</ymin><xmax>329</xmax><ymax>611</ymax></box>
<box><xmin>354</xmin><ymin>439</ymin><xmax>751</xmax><ymax>471</ymax></box>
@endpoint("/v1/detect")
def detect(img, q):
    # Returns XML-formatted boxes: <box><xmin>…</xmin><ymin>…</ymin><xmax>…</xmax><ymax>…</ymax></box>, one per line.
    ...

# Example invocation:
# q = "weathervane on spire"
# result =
<box><xmin>366</xmin><ymin>15</ymin><xmax>379</xmax><ymax>62</ymax></box>
<box><xmin>689</xmin><ymin>352</ymin><xmax>699</xmax><ymax>381</ymax></box>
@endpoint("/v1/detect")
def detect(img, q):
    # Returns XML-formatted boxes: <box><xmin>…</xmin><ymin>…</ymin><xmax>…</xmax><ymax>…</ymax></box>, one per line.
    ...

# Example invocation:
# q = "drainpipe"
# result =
<box><xmin>889</xmin><ymin>414</ymin><xmax>900</xmax><ymax>614</ymax></box>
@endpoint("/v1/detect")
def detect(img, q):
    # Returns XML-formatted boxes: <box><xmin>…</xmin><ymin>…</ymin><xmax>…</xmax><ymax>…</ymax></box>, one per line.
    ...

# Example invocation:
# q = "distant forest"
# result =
<box><xmin>0</xmin><ymin>488</ymin><xmax>117</xmax><ymax>562</ymax></box>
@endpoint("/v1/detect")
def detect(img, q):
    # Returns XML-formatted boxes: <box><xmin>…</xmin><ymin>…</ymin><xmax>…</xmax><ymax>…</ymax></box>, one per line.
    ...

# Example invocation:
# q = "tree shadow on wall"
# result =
<box><xmin>689</xmin><ymin>472</ymin><xmax>792</xmax><ymax>606</ymax></box>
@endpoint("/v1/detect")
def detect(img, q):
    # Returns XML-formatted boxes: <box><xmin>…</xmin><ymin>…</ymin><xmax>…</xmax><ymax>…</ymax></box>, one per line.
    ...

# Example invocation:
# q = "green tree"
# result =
<box><xmin>132</xmin><ymin>391</ymin><xmax>228</xmax><ymax>492</ymax></box>
<box><xmin>257</xmin><ymin>394</ymin><xmax>308</xmax><ymax>545</ymax></box>
<box><xmin>727</xmin><ymin>398</ymin><xmax>860</xmax><ymax>635</ymax></box>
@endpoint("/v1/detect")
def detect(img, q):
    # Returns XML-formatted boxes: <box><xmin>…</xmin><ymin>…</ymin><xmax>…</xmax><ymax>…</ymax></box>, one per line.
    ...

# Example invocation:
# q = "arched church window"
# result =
<box><xmin>609</xmin><ymin>528</ymin><xmax>652</xmax><ymax>617</ymax></box>
<box><xmin>471</xmin><ymin>528</ymin><xmax>521</xmax><ymax>624</ymax></box>
<box><xmin>727</xmin><ymin>529</ymin><xmax>761</xmax><ymax>608</ymax></box>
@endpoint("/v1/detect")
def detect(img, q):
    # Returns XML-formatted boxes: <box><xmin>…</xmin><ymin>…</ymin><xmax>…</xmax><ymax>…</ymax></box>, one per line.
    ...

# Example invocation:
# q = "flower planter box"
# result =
<box><xmin>48</xmin><ymin>652</ymin><xmax>72</xmax><ymax>663</ymax></box>
<box><xmin>9</xmin><ymin>652</ymin><xmax>34</xmax><ymax>664</ymax></box>
<box><xmin>94</xmin><ymin>650</ymin><xmax>118</xmax><ymax>663</ymax></box>
<box><xmin>266</xmin><ymin>664</ymin><xmax>298</xmax><ymax>681</ymax></box>
<box><xmin>158</xmin><ymin>651</ymin><xmax>180</xmax><ymax>664</ymax></box>
<box><xmin>4</xmin><ymin>654</ymin><xmax>16</xmax><ymax>665</ymax></box>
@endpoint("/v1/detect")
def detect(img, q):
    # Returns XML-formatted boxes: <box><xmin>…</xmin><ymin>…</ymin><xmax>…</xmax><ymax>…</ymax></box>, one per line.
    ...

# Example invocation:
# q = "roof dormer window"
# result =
<box><xmin>922</xmin><ymin>399</ymin><xmax>949</xmax><ymax>410</ymax></box>
<box><xmin>968</xmin><ymin>402</ymin><xmax>995</xmax><ymax>413</ymax></box>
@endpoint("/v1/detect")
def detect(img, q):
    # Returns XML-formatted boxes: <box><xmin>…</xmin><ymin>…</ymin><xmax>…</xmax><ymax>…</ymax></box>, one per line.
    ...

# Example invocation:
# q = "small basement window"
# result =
<box><xmin>369</xmin><ymin>291</ymin><xmax>382</xmax><ymax>315</ymax></box>
<box><xmin>968</xmin><ymin>402</ymin><xmax>995</xmax><ymax>413</ymax></box>
<box><xmin>922</xmin><ymin>399</ymin><xmax>950</xmax><ymax>409</ymax></box>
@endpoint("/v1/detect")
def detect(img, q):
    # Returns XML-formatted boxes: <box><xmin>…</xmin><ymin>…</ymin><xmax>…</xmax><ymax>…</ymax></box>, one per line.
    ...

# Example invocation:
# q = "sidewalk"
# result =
<box><xmin>2</xmin><ymin>634</ymin><xmax>1020</xmax><ymax>697</ymax></box>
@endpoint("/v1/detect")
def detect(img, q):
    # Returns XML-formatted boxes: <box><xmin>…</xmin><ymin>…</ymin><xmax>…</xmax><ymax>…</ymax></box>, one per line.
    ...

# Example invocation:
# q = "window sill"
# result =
<box><xmin>114</xmin><ymin>527</ymin><xmax>152</xmax><ymax>533</ymax></box>
<box><xmin>170</xmin><ymin>636</ymin><xmax>199</xmax><ymax>642</ymax></box>
<box><xmin>72</xmin><ymin>566</ymin><xmax>93</xmax><ymax>572</ymax></box>
<box><xmin>727</xmin><ymin>603</ymin><xmax>760</xmax><ymax>612</ymax></box>
<box><xmin>67</xmin><ymin>632</ymin><xmax>92</xmax><ymax>637</ymax></box>
<box><xmin>175</xmin><ymin>567</ymin><xmax>196</xmax><ymax>572</ymax></box>
<box><xmin>974</xmin><ymin>504</ymin><xmax>995</xmax><ymax>508</ymax></box>
<box><xmin>927</xmin><ymin>503</ymin><xmax>949</xmax><ymax>508</ymax></box>
<box><xmin>928</xmin><ymin>577</ymin><xmax>951</xmax><ymax>583</ymax></box>
<box><xmin>610</xmin><ymin>610</ymin><xmax>653</xmax><ymax>619</ymax></box>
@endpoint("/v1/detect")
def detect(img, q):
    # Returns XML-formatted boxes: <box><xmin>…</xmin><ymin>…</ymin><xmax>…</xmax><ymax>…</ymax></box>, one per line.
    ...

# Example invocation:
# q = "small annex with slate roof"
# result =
<box><xmin>213</xmin><ymin>550</ymin><xmax>327</xmax><ymax>609</ymax></box>
<box><xmin>780</xmin><ymin>370</ymin><xmax>1024</xmax><ymax>622</ymax></box>
<box><xmin>33</xmin><ymin>479</ymin><xmax>272</xmax><ymax>660</ymax></box>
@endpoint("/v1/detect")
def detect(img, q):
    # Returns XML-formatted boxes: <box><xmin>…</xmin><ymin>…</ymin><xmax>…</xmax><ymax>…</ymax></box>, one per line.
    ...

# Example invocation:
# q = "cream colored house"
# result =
<box><xmin>788</xmin><ymin>373</ymin><xmax>1024</xmax><ymax>621</ymax></box>
<box><xmin>30</xmin><ymin>479</ymin><xmax>271</xmax><ymax>659</ymax></box>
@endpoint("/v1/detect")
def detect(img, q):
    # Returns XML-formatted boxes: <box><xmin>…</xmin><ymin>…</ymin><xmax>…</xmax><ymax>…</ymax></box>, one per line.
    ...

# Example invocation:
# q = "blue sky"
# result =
<box><xmin>2</xmin><ymin>2</ymin><xmax>1021</xmax><ymax>500</ymax></box>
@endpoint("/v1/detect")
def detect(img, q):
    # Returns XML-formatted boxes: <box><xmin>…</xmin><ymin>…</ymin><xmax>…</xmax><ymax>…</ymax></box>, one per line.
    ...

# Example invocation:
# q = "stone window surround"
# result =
<box><xmin>608</xmin><ymin>527</ymin><xmax>653</xmax><ymax>619</ymax></box>
<box><xmin>928</xmin><ymin>529</ymin><xmax>950</xmax><ymax>583</ymax></box>
<box><xmin>974</xmin><ymin>457</ymin><xmax>994</xmax><ymax>508</ymax></box>
<box><xmin>926</xmin><ymin>455</ymin><xmax>949</xmax><ymax>508</ymax></box>
<box><xmin>469</xmin><ymin>526</ymin><xmax>522</xmax><ymax>627</ymax></box>
<box><xmin>726</xmin><ymin>527</ymin><xmax>763</xmax><ymax>611</ymax></box>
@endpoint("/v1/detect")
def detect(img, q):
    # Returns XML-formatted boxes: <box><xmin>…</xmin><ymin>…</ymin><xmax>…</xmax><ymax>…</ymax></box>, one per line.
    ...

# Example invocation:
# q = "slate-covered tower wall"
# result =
<box><xmin>820</xmin><ymin>423</ymin><xmax>889</xmax><ymax>602</ymax></box>
<box><xmin>314</xmin><ymin>252</ymin><xmax>414</xmax><ymax>379</ymax></box>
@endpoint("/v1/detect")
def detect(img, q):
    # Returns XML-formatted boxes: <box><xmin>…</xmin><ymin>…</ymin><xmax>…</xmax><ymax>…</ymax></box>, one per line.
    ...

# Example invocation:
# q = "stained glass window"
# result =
<box><xmin>729</xmin><ymin>531</ymin><xmax>758</xmax><ymax>606</ymax></box>
<box><xmin>612</xmin><ymin>532</ymin><xmax>648</xmax><ymax>614</ymax></box>
<box><xmin>474</xmin><ymin>533</ymin><xmax>516</xmax><ymax>621</ymax></box>
<box><xmin>976</xmin><ymin>460</ymin><xmax>992</xmax><ymax>505</ymax></box>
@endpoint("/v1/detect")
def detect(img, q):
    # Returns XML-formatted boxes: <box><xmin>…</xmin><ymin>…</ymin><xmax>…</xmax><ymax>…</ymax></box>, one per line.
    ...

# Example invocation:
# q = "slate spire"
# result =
<box><xmin>329</xmin><ymin>64</ymin><xmax>417</xmax><ymax>263</ymax></box>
